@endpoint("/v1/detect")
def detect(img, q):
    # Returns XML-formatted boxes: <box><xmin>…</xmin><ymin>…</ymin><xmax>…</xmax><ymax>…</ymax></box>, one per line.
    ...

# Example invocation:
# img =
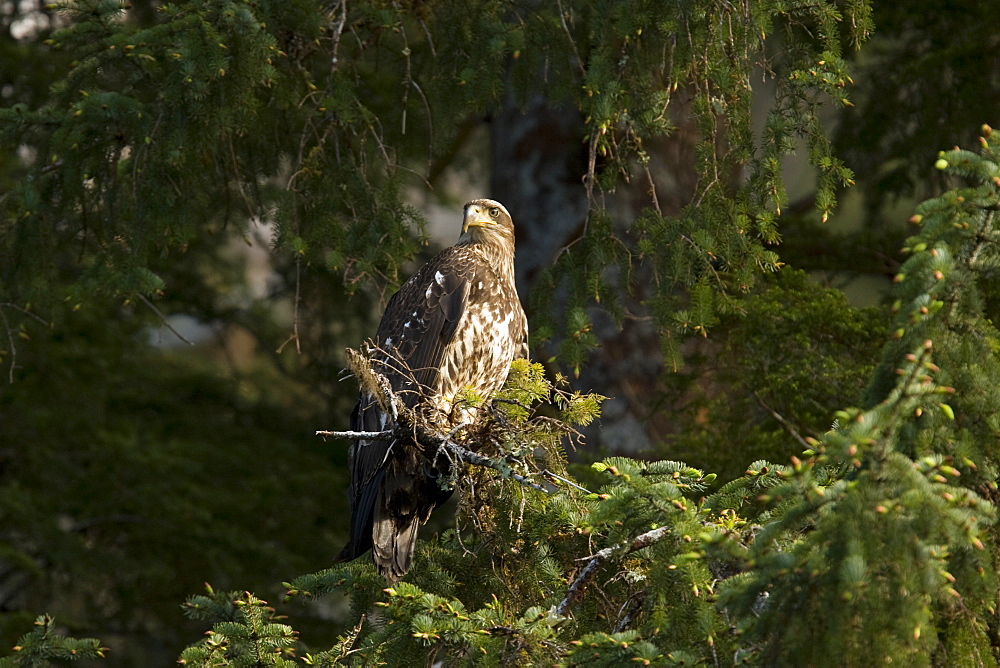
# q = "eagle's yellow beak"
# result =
<box><xmin>462</xmin><ymin>206</ymin><xmax>496</xmax><ymax>234</ymax></box>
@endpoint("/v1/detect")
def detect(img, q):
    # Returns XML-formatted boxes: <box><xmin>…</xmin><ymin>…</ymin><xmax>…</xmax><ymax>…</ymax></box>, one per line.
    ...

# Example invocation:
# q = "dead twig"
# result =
<box><xmin>139</xmin><ymin>294</ymin><xmax>195</xmax><ymax>346</ymax></box>
<box><xmin>316</xmin><ymin>429</ymin><xmax>392</xmax><ymax>440</ymax></box>
<box><xmin>276</xmin><ymin>256</ymin><xmax>302</xmax><ymax>355</ymax></box>
<box><xmin>555</xmin><ymin>525</ymin><xmax>671</xmax><ymax>617</ymax></box>
<box><xmin>542</xmin><ymin>469</ymin><xmax>592</xmax><ymax>494</ymax></box>
<box><xmin>752</xmin><ymin>390</ymin><xmax>811</xmax><ymax>450</ymax></box>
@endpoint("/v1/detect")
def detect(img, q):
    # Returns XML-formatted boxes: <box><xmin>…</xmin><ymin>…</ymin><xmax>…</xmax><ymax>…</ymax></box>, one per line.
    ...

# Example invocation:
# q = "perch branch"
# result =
<box><xmin>444</xmin><ymin>441</ymin><xmax>549</xmax><ymax>494</ymax></box>
<box><xmin>316</xmin><ymin>429</ymin><xmax>392</xmax><ymax>440</ymax></box>
<box><xmin>316</xmin><ymin>421</ymin><xmax>551</xmax><ymax>494</ymax></box>
<box><xmin>319</xmin><ymin>353</ymin><xmax>550</xmax><ymax>494</ymax></box>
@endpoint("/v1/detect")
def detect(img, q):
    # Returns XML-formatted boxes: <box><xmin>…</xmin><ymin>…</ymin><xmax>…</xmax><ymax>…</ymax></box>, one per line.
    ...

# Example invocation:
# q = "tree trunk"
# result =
<box><xmin>491</xmin><ymin>95</ymin><xmax>701</xmax><ymax>454</ymax></box>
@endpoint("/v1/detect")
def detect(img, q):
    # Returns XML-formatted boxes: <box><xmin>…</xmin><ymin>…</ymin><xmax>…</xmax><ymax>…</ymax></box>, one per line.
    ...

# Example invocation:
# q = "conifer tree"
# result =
<box><xmin>175</xmin><ymin>136</ymin><xmax>1000</xmax><ymax>663</ymax></box>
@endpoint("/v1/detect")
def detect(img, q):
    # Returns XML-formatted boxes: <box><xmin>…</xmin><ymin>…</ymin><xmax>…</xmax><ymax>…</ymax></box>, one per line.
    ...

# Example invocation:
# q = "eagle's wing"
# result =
<box><xmin>337</xmin><ymin>247</ymin><xmax>477</xmax><ymax>570</ymax></box>
<box><xmin>373</xmin><ymin>246</ymin><xmax>474</xmax><ymax>408</ymax></box>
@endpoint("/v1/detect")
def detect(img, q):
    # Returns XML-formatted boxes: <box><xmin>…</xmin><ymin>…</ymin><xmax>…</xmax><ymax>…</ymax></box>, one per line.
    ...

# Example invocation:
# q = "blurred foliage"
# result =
<box><xmin>515</xmin><ymin>0</ymin><xmax>873</xmax><ymax>368</ymax></box>
<box><xmin>0</xmin><ymin>299</ymin><xmax>347</xmax><ymax>658</ymax></box>
<box><xmin>836</xmin><ymin>1</ymin><xmax>1000</xmax><ymax>221</ymax></box>
<box><xmin>662</xmin><ymin>268</ymin><xmax>890</xmax><ymax>481</ymax></box>
<box><xmin>0</xmin><ymin>0</ymin><xmax>874</xmax><ymax>367</ymax></box>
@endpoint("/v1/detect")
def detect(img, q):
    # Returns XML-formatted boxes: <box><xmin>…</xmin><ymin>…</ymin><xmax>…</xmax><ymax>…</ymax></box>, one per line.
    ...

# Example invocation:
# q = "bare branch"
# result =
<box><xmin>316</xmin><ymin>429</ymin><xmax>392</xmax><ymax>440</ymax></box>
<box><xmin>0</xmin><ymin>303</ymin><xmax>47</xmax><ymax>325</ymax></box>
<box><xmin>556</xmin><ymin>0</ymin><xmax>586</xmax><ymax>77</ymax></box>
<box><xmin>0</xmin><ymin>306</ymin><xmax>17</xmax><ymax>384</ymax></box>
<box><xmin>335</xmin><ymin>612</ymin><xmax>366</xmax><ymax>661</ymax></box>
<box><xmin>322</xmin><ymin>351</ymin><xmax>551</xmax><ymax>495</ymax></box>
<box><xmin>556</xmin><ymin>525</ymin><xmax>671</xmax><ymax>617</ymax></box>
<box><xmin>276</xmin><ymin>257</ymin><xmax>303</xmax><ymax>355</ymax></box>
<box><xmin>752</xmin><ymin>390</ymin><xmax>811</xmax><ymax>450</ymax></box>
<box><xmin>139</xmin><ymin>294</ymin><xmax>195</xmax><ymax>346</ymax></box>
<box><xmin>328</xmin><ymin>0</ymin><xmax>348</xmax><ymax>72</ymax></box>
<box><xmin>613</xmin><ymin>590</ymin><xmax>647</xmax><ymax>633</ymax></box>
<box><xmin>315</xmin><ymin>420</ymin><xmax>550</xmax><ymax>494</ymax></box>
<box><xmin>555</xmin><ymin>553</ymin><xmax>603</xmax><ymax>618</ymax></box>
<box><xmin>542</xmin><ymin>469</ymin><xmax>593</xmax><ymax>494</ymax></box>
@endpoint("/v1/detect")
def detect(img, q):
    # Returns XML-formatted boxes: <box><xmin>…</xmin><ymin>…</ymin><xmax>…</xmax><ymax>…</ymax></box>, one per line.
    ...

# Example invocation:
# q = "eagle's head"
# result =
<box><xmin>459</xmin><ymin>198</ymin><xmax>515</xmax><ymax>246</ymax></box>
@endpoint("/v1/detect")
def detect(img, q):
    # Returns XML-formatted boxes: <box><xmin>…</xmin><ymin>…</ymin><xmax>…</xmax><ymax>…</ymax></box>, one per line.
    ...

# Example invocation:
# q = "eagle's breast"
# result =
<box><xmin>433</xmin><ymin>247</ymin><xmax>525</xmax><ymax>416</ymax></box>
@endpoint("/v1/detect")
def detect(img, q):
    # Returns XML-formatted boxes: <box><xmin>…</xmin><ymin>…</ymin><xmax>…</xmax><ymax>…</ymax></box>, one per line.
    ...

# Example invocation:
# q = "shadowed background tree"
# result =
<box><xmin>3</xmin><ymin>0</ymin><xmax>1000</xmax><ymax>664</ymax></box>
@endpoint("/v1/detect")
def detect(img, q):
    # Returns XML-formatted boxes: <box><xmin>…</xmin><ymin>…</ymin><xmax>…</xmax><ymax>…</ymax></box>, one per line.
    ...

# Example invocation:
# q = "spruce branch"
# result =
<box><xmin>8</xmin><ymin>614</ymin><xmax>108</xmax><ymax>663</ymax></box>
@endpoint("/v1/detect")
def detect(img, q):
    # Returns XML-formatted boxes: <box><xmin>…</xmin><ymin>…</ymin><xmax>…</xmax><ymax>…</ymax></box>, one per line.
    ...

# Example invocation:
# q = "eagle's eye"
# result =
<box><xmin>488</xmin><ymin>207</ymin><xmax>500</xmax><ymax>218</ymax></box>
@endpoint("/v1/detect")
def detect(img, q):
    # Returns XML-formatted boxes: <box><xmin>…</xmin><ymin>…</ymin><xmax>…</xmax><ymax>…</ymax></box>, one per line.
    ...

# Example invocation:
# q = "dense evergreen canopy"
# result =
<box><xmin>3</xmin><ymin>0</ymin><xmax>1000</xmax><ymax>665</ymax></box>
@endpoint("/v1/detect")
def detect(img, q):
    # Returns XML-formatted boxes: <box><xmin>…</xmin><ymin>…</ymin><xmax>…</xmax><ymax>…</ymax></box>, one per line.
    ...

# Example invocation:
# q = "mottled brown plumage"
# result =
<box><xmin>337</xmin><ymin>199</ymin><xmax>528</xmax><ymax>581</ymax></box>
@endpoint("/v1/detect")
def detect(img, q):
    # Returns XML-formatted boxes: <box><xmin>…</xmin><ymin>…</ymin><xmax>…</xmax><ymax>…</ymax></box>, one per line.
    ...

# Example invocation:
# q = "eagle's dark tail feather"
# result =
<box><xmin>334</xmin><ymin>466</ymin><xmax>383</xmax><ymax>564</ymax></box>
<box><xmin>369</xmin><ymin>459</ymin><xmax>441</xmax><ymax>582</ymax></box>
<box><xmin>371</xmin><ymin>510</ymin><xmax>422</xmax><ymax>584</ymax></box>
<box><xmin>335</xmin><ymin>437</ymin><xmax>449</xmax><ymax>581</ymax></box>
<box><xmin>335</xmin><ymin>492</ymin><xmax>427</xmax><ymax>583</ymax></box>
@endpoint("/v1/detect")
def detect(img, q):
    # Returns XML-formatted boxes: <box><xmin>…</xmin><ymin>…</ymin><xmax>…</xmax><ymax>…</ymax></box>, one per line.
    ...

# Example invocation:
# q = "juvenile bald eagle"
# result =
<box><xmin>337</xmin><ymin>199</ymin><xmax>528</xmax><ymax>581</ymax></box>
